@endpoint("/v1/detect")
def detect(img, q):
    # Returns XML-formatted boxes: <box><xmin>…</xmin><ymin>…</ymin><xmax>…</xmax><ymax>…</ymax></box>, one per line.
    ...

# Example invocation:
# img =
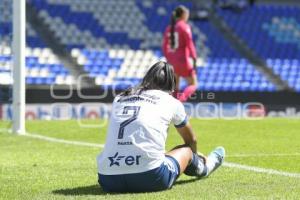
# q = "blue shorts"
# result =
<box><xmin>98</xmin><ymin>155</ymin><xmax>180</xmax><ymax>193</ymax></box>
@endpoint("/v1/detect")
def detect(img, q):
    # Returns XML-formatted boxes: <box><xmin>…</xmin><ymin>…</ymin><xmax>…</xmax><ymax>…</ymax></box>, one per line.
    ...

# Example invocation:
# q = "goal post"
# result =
<box><xmin>12</xmin><ymin>0</ymin><xmax>26</xmax><ymax>134</ymax></box>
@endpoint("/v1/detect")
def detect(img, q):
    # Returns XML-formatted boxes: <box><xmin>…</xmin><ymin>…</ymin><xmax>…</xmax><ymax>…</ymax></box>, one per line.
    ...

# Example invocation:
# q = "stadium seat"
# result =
<box><xmin>2</xmin><ymin>0</ymin><xmax>296</xmax><ymax>92</ymax></box>
<box><xmin>0</xmin><ymin>2</ymin><xmax>73</xmax><ymax>85</ymax></box>
<box><xmin>218</xmin><ymin>4</ymin><xmax>300</xmax><ymax>91</ymax></box>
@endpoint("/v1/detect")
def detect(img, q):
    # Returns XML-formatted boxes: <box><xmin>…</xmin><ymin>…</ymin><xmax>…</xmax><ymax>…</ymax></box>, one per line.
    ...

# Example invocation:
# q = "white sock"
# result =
<box><xmin>205</xmin><ymin>154</ymin><xmax>219</xmax><ymax>175</ymax></box>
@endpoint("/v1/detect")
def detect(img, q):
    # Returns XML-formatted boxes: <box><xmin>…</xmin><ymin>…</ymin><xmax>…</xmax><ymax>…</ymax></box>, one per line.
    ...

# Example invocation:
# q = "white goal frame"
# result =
<box><xmin>12</xmin><ymin>0</ymin><xmax>26</xmax><ymax>134</ymax></box>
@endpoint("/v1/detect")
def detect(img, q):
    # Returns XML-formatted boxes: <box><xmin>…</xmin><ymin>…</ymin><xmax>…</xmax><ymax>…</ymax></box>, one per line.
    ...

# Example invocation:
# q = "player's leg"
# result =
<box><xmin>166</xmin><ymin>145</ymin><xmax>226</xmax><ymax>178</ymax></box>
<box><xmin>185</xmin><ymin>146</ymin><xmax>226</xmax><ymax>178</ymax></box>
<box><xmin>121</xmin><ymin>145</ymin><xmax>199</xmax><ymax>192</ymax></box>
<box><xmin>165</xmin><ymin>144</ymin><xmax>193</xmax><ymax>174</ymax></box>
<box><xmin>178</xmin><ymin>72</ymin><xmax>197</xmax><ymax>102</ymax></box>
<box><xmin>165</xmin><ymin>145</ymin><xmax>207</xmax><ymax>177</ymax></box>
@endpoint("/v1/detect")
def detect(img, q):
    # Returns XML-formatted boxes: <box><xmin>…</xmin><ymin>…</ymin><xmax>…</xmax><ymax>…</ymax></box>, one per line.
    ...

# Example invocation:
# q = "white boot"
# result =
<box><xmin>205</xmin><ymin>146</ymin><xmax>225</xmax><ymax>176</ymax></box>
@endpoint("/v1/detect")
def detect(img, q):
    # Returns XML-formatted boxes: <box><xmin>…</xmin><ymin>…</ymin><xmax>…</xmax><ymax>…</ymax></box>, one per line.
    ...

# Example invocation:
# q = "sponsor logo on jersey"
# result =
<box><xmin>108</xmin><ymin>152</ymin><xmax>141</xmax><ymax>166</ymax></box>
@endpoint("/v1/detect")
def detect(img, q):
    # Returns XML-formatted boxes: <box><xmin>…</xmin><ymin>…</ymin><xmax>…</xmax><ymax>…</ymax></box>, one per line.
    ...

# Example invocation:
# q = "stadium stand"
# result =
<box><xmin>219</xmin><ymin>4</ymin><xmax>300</xmax><ymax>91</ymax></box>
<box><xmin>22</xmin><ymin>0</ymin><xmax>277</xmax><ymax>92</ymax></box>
<box><xmin>0</xmin><ymin>0</ymin><xmax>74</xmax><ymax>85</ymax></box>
<box><xmin>5</xmin><ymin>0</ymin><xmax>300</xmax><ymax>92</ymax></box>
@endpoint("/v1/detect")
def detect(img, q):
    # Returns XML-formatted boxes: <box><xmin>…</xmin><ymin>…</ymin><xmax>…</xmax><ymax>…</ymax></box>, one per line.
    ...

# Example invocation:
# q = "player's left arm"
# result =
<box><xmin>172</xmin><ymin>101</ymin><xmax>197</xmax><ymax>153</ymax></box>
<box><xmin>175</xmin><ymin>119</ymin><xmax>207</xmax><ymax>163</ymax></box>
<box><xmin>176</xmin><ymin>122</ymin><xmax>197</xmax><ymax>153</ymax></box>
<box><xmin>172</xmin><ymin>100</ymin><xmax>207</xmax><ymax>162</ymax></box>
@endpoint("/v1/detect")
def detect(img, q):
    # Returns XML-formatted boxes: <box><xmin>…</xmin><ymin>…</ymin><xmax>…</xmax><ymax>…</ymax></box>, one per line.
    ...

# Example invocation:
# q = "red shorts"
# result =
<box><xmin>168</xmin><ymin>59</ymin><xmax>196</xmax><ymax>77</ymax></box>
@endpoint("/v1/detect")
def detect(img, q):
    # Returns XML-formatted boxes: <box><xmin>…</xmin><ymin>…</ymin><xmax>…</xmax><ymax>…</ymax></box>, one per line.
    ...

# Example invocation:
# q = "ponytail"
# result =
<box><xmin>169</xmin><ymin>5</ymin><xmax>189</xmax><ymax>49</ymax></box>
<box><xmin>170</xmin><ymin>11</ymin><xmax>176</xmax><ymax>49</ymax></box>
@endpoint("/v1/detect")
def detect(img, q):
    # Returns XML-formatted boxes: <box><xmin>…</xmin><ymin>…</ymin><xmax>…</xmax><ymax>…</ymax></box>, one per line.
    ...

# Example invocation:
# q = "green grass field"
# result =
<box><xmin>1</xmin><ymin>119</ymin><xmax>300</xmax><ymax>200</ymax></box>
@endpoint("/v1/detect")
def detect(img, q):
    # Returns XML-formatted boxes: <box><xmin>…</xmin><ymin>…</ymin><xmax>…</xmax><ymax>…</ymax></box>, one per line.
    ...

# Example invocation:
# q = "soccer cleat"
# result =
<box><xmin>205</xmin><ymin>146</ymin><xmax>225</xmax><ymax>176</ymax></box>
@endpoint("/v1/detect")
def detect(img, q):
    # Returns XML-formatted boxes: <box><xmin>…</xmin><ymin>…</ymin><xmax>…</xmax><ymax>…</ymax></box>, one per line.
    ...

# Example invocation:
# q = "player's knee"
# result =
<box><xmin>181</xmin><ymin>146</ymin><xmax>193</xmax><ymax>159</ymax></box>
<box><xmin>170</xmin><ymin>145</ymin><xmax>193</xmax><ymax>159</ymax></box>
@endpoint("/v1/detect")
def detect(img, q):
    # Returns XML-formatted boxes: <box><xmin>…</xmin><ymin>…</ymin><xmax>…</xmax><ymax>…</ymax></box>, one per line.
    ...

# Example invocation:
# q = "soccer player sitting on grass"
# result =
<box><xmin>97</xmin><ymin>61</ymin><xmax>225</xmax><ymax>192</ymax></box>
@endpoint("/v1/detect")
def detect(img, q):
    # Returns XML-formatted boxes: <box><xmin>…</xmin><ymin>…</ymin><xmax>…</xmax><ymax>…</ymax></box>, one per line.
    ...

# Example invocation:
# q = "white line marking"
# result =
<box><xmin>223</xmin><ymin>162</ymin><xmax>300</xmax><ymax>178</ymax></box>
<box><xmin>0</xmin><ymin>128</ymin><xmax>10</xmax><ymax>133</ymax></box>
<box><xmin>227</xmin><ymin>153</ymin><xmax>300</xmax><ymax>158</ymax></box>
<box><xmin>24</xmin><ymin>132</ymin><xmax>104</xmax><ymax>148</ymax></box>
<box><xmin>4</xmin><ymin>131</ymin><xmax>300</xmax><ymax>179</ymax></box>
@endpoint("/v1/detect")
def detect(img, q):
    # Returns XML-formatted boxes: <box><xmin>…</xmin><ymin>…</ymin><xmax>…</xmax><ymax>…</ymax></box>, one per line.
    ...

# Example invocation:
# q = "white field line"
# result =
<box><xmin>0</xmin><ymin>128</ymin><xmax>11</xmax><ymax>133</ymax></box>
<box><xmin>223</xmin><ymin>162</ymin><xmax>300</xmax><ymax>178</ymax></box>
<box><xmin>3</xmin><ymin>130</ymin><xmax>300</xmax><ymax>179</ymax></box>
<box><xmin>227</xmin><ymin>153</ymin><xmax>300</xmax><ymax>158</ymax></box>
<box><xmin>24</xmin><ymin>132</ymin><xmax>104</xmax><ymax>148</ymax></box>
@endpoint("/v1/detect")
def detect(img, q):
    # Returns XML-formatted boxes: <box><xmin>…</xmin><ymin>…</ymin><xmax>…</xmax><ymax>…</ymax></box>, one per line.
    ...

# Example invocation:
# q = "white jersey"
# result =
<box><xmin>97</xmin><ymin>89</ymin><xmax>187</xmax><ymax>175</ymax></box>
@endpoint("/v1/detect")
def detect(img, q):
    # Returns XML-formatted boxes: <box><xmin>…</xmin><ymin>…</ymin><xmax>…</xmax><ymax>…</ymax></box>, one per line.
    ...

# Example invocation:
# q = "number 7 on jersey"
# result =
<box><xmin>118</xmin><ymin>106</ymin><xmax>141</xmax><ymax>139</ymax></box>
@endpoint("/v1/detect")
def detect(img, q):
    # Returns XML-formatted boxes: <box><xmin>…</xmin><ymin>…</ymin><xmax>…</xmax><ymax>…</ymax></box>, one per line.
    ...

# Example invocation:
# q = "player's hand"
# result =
<box><xmin>193</xmin><ymin>58</ymin><xmax>197</xmax><ymax>72</ymax></box>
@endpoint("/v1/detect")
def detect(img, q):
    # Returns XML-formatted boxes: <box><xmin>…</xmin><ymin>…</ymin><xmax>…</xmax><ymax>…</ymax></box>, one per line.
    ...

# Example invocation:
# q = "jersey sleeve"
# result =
<box><xmin>183</xmin><ymin>24</ymin><xmax>197</xmax><ymax>59</ymax></box>
<box><xmin>171</xmin><ymin>100</ymin><xmax>188</xmax><ymax>128</ymax></box>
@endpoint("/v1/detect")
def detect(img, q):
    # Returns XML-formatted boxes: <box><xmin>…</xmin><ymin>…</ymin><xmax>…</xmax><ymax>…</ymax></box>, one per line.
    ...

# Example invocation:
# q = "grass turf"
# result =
<box><xmin>0</xmin><ymin>119</ymin><xmax>300</xmax><ymax>199</ymax></box>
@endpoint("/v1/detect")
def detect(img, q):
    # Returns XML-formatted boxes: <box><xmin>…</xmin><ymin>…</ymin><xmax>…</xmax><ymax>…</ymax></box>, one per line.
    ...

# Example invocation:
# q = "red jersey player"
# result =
<box><xmin>162</xmin><ymin>5</ymin><xmax>197</xmax><ymax>102</ymax></box>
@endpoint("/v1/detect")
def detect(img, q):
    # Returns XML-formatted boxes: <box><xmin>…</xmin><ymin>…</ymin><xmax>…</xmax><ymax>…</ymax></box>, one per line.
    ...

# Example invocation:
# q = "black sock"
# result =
<box><xmin>184</xmin><ymin>153</ymin><xmax>207</xmax><ymax>177</ymax></box>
